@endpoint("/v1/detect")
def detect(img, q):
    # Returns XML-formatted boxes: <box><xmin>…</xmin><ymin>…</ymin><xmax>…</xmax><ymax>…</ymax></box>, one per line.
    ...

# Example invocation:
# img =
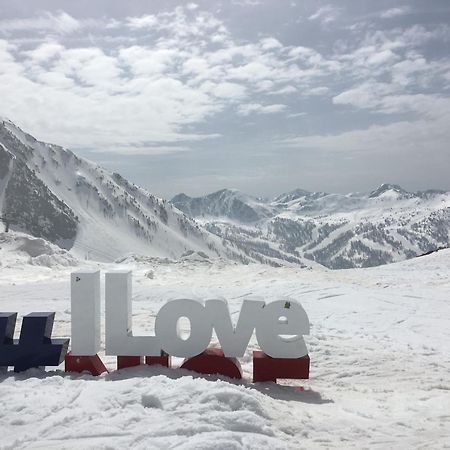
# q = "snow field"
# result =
<box><xmin>0</xmin><ymin>249</ymin><xmax>449</xmax><ymax>449</ymax></box>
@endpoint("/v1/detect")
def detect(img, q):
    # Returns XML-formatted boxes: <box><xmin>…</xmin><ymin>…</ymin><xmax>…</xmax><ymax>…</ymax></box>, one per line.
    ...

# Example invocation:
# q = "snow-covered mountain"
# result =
<box><xmin>171</xmin><ymin>185</ymin><xmax>450</xmax><ymax>269</ymax></box>
<box><xmin>3</xmin><ymin>117</ymin><xmax>448</xmax><ymax>269</ymax></box>
<box><xmin>0</xmin><ymin>118</ymin><xmax>250</xmax><ymax>263</ymax></box>
<box><xmin>171</xmin><ymin>189</ymin><xmax>276</xmax><ymax>223</ymax></box>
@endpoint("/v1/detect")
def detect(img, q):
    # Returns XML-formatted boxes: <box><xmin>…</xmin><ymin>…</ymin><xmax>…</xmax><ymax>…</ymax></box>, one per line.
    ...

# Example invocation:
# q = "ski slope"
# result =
<box><xmin>0</xmin><ymin>235</ymin><xmax>449</xmax><ymax>449</ymax></box>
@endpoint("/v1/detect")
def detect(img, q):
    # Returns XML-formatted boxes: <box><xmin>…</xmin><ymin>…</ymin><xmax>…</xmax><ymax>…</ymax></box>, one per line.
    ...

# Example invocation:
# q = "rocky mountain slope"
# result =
<box><xmin>0</xmin><ymin>118</ymin><xmax>252</xmax><ymax>263</ymax></box>
<box><xmin>171</xmin><ymin>185</ymin><xmax>450</xmax><ymax>269</ymax></box>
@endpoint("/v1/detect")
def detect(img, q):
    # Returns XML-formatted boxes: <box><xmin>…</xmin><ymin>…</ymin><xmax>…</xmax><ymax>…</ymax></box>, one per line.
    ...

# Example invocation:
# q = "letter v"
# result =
<box><xmin>205</xmin><ymin>299</ymin><xmax>265</xmax><ymax>358</ymax></box>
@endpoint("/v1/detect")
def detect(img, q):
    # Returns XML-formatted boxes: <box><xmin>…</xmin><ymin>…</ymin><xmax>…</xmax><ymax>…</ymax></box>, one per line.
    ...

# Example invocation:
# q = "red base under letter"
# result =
<box><xmin>145</xmin><ymin>352</ymin><xmax>171</xmax><ymax>367</ymax></box>
<box><xmin>65</xmin><ymin>352</ymin><xmax>108</xmax><ymax>376</ymax></box>
<box><xmin>252</xmin><ymin>351</ymin><xmax>309</xmax><ymax>383</ymax></box>
<box><xmin>181</xmin><ymin>348</ymin><xmax>242</xmax><ymax>379</ymax></box>
<box><xmin>117</xmin><ymin>355</ymin><xmax>142</xmax><ymax>369</ymax></box>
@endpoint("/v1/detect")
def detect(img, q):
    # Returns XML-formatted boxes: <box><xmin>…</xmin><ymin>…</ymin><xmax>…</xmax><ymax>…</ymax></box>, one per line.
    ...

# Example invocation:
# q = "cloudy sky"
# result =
<box><xmin>1</xmin><ymin>0</ymin><xmax>449</xmax><ymax>198</ymax></box>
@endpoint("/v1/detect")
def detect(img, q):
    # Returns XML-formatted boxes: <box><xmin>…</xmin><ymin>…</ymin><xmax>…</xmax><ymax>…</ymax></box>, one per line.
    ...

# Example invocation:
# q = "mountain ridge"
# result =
<box><xmin>171</xmin><ymin>185</ymin><xmax>450</xmax><ymax>269</ymax></box>
<box><xmin>2</xmin><ymin>118</ymin><xmax>449</xmax><ymax>269</ymax></box>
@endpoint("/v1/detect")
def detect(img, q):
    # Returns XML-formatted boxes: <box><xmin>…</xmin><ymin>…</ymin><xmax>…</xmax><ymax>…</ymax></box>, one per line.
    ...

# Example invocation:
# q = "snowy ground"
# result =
<box><xmin>0</xmin><ymin>234</ymin><xmax>449</xmax><ymax>449</ymax></box>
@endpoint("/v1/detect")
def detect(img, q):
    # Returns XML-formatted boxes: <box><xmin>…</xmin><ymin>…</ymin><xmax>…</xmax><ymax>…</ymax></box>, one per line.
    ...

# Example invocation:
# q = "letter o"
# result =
<box><xmin>155</xmin><ymin>299</ymin><xmax>212</xmax><ymax>358</ymax></box>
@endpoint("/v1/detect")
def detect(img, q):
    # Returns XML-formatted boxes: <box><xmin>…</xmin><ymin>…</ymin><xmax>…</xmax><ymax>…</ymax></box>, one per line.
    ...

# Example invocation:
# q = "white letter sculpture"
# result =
<box><xmin>79</xmin><ymin>271</ymin><xmax>311</xmax><ymax>359</ymax></box>
<box><xmin>255</xmin><ymin>300</ymin><xmax>310</xmax><ymax>358</ymax></box>
<box><xmin>70</xmin><ymin>270</ymin><xmax>101</xmax><ymax>356</ymax></box>
<box><xmin>105</xmin><ymin>271</ymin><xmax>161</xmax><ymax>356</ymax></box>
<box><xmin>205</xmin><ymin>299</ymin><xmax>265</xmax><ymax>357</ymax></box>
<box><xmin>155</xmin><ymin>299</ymin><xmax>213</xmax><ymax>358</ymax></box>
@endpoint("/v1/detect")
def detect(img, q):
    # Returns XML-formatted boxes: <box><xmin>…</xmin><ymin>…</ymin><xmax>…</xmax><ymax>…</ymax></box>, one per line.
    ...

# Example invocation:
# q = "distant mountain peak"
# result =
<box><xmin>273</xmin><ymin>188</ymin><xmax>330</xmax><ymax>204</ymax></box>
<box><xmin>171</xmin><ymin>193</ymin><xmax>191</xmax><ymax>202</ymax></box>
<box><xmin>368</xmin><ymin>183</ymin><xmax>409</xmax><ymax>198</ymax></box>
<box><xmin>273</xmin><ymin>188</ymin><xmax>312</xmax><ymax>203</ymax></box>
<box><xmin>171</xmin><ymin>188</ymin><xmax>276</xmax><ymax>223</ymax></box>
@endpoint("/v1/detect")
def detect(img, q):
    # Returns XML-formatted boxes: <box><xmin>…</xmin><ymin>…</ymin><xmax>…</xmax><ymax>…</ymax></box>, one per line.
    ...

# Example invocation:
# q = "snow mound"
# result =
<box><xmin>115</xmin><ymin>254</ymin><xmax>177</xmax><ymax>265</ymax></box>
<box><xmin>115</xmin><ymin>251</ymin><xmax>216</xmax><ymax>266</ymax></box>
<box><xmin>18</xmin><ymin>236</ymin><xmax>58</xmax><ymax>257</ymax></box>
<box><xmin>180</xmin><ymin>250</ymin><xmax>211</xmax><ymax>263</ymax></box>
<box><xmin>0</xmin><ymin>232</ymin><xmax>78</xmax><ymax>268</ymax></box>
<box><xmin>0</xmin><ymin>367</ymin><xmax>291</xmax><ymax>449</ymax></box>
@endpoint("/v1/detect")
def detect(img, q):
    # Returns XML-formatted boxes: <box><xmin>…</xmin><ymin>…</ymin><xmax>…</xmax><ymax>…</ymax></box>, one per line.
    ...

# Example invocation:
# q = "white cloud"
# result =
<box><xmin>182</xmin><ymin>56</ymin><xmax>210</xmax><ymax>75</ymax></box>
<box><xmin>276</xmin><ymin>15</ymin><xmax>450</xmax><ymax>165</ymax></box>
<box><xmin>1</xmin><ymin>4</ymin><xmax>449</xmax><ymax>164</ymax></box>
<box><xmin>333</xmin><ymin>79</ymin><xmax>450</xmax><ymax>119</ymax></box>
<box><xmin>269</xmin><ymin>85</ymin><xmax>297</xmax><ymax>95</ymax></box>
<box><xmin>260</xmin><ymin>37</ymin><xmax>283</xmax><ymax>51</ymax></box>
<box><xmin>332</xmin><ymin>81</ymin><xmax>396</xmax><ymax>110</ymax></box>
<box><xmin>5</xmin><ymin>7</ymin><xmax>301</xmax><ymax>153</ymax></box>
<box><xmin>96</xmin><ymin>144</ymin><xmax>190</xmax><ymax>156</ymax></box>
<box><xmin>0</xmin><ymin>12</ymin><xmax>80</xmax><ymax>34</ymax></box>
<box><xmin>227</xmin><ymin>61</ymin><xmax>273</xmax><ymax>81</ymax></box>
<box><xmin>206</xmin><ymin>82</ymin><xmax>247</xmax><ymax>100</ymax></box>
<box><xmin>366</xmin><ymin>49</ymin><xmax>397</xmax><ymax>66</ymax></box>
<box><xmin>308</xmin><ymin>5</ymin><xmax>340</xmax><ymax>25</ymax></box>
<box><xmin>0</xmin><ymin>40</ymin><xmax>221</xmax><ymax>150</ymax></box>
<box><xmin>118</xmin><ymin>46</ymin><xmax>178</xmax><ymax>76</ymax></box>
<box><xmin>231</xmin><ymin>0</ymin><xmax>261</xmax><ymax>6</ymax></box>
<box><xmin>126</xmin><ymin>14</ymin><xmax>157</xmax><ymax>29</ymax></box>
<box><xmin>287</xmin><ymin>112</ymin><xmax>307</xmax><ymax>118</ymax></box>
<box><xmin>24</xmin><ymin>42</ymin><xmax>64</xmax><ymax>62</ymax></box>
<box><xmin>255</xmin><ymin>80</ymin><xmax>275</xmax><ymax>92</ymax></box>
<box><xmin>237</xmin><ymin>103</ymin><xmax>286</xmax><ymax>116</ymax></box>
<box><xmin>358</xmin><ymin>24</ymin><xmax>450</xmax><ymax>52</ymax></box>
<box><xmin>278</xmin><ymin>112</ymin><xmax>450</xmax><ymax>158</ymax></box>
<box><xmin>306</xmin><ymin>86</ymin><xmax>329</xmax><ymax>96</ymax></box>
<box><xmin>380</xmin><ymin>7</ymin><xmax>411</xmax><ymax>19</ymax></box>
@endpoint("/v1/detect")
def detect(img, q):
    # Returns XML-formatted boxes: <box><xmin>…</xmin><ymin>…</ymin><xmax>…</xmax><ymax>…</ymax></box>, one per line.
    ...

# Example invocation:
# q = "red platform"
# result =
<box><xmin>65</xmin><ymin>352</ymin><xmax>108</xmax><ymax>376</ymax></box>
<box><xmin>252</xmin><ymin>351</ymin><xmax>310</xmax><ymax>383</ymax></box>
<box><xmin>117</xmin><ymin>355</ymin><xmax>142</xmax><ymax>370</ymax></box>
<box><xmin>181</xmin><ymin>348</ymin><xmax>242</xmax><ymax>379</ymax></box>
<box><xmin>145</xmin><ymin>352</ymin><xmax>171</xmax><ymax>367</ymax></box>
